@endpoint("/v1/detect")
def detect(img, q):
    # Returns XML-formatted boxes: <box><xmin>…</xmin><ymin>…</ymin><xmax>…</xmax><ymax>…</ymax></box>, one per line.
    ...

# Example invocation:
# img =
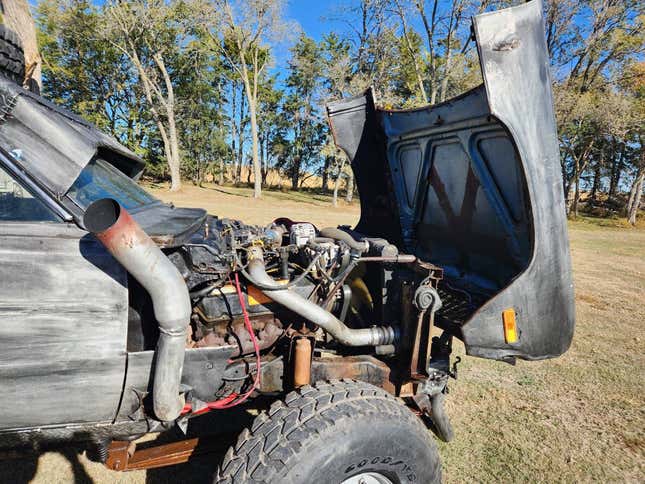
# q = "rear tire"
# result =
<box><xmin>0</xmin><ymin>24</ymin><xmax>25</xmax><ymax>85</ymax></box>
<box><xmin>216</xmin><ymin>380</ymin><xmax>441</xmax><ymax>484</ymax></box>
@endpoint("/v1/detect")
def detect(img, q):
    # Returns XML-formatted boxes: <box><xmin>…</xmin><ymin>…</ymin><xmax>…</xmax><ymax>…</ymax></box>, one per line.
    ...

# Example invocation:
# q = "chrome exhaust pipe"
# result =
<box><xmin>84</xmin><ymin>199</ymin><xmax>191</xmax><ymax>422</ymax></box>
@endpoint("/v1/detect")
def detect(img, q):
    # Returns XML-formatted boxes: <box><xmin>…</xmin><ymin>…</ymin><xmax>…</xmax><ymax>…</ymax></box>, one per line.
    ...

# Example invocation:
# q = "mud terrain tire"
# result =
<box><xmin>0</xmin><ymin>25</ymin><xmax>24</xmax><ymax>85</ymax></box>
<box><xmin>216</xmin><ymin>379</ymin><xmax>441</xmax><ymax>483</ymax></box>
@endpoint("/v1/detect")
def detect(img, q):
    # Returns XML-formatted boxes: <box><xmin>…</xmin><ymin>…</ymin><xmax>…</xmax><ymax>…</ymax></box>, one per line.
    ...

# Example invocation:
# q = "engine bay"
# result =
<box><xmin>123</xmin><ymin>212</ymin><xmax>454</xmax><ymax>415</ymax></box>
<box><xmin>167</xmin><ymin>216</ymin><xmax>411</xmax><ymax>353</ymax></box>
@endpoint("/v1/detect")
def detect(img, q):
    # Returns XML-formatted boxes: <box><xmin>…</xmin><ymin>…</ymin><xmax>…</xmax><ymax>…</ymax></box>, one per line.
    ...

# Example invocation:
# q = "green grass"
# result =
<box><xmin>568</xmin><ymin>213</ymin><xmax>645</xmax><ymax>230</ymax></box>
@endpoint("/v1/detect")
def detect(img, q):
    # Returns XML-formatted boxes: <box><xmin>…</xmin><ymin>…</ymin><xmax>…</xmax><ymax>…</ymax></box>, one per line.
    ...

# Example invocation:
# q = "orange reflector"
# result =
<box><xmin>502</xmin><ymin>308</ymin><xmax>518</xmax><ymax>343</ymax></box>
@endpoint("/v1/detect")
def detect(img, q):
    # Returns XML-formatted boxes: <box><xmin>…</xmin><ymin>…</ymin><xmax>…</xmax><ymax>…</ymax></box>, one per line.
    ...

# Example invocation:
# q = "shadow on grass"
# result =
<box><xmin>0</xmin><ymin>408</ymin><xmax>254</xmax><ymax>484</ymax></box>
<box><xmin>0</xmin><ymin>446</ymin><xmax>93</xmax><ymax>484</ymax></box>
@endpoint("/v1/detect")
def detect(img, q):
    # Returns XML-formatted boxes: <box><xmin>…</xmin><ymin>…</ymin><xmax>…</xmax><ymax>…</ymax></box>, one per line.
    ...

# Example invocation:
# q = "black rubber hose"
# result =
<box><xmin>318</xmin><ymin>227</ymin><xmax>369</xmax><ymax>253</ymax></box>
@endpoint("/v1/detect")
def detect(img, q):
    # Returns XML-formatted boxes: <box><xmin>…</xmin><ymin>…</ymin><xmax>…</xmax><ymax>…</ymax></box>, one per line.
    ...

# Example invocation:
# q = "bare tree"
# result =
<box><xmin>392</xmin><ymin>0</ymin><xmax>427</xmax><ymax>102</ymax></box>
<box><xmin>104</xmin><ymin>0</ymin><xmax>185</xmax><ymax>191</ymax></box>
<box><xmin>414</xmin><ymin>0</ymin><xmax>440</xmax><ymax>103</ymax></box>
<box><xmin>207</xmin><ymin>0</ymin><xmax>289</xmax><ymax>198</ymax></box>
<box><xmin>1</xmin><ymin>0</ymin><xmax>41</xmax><ymax>91</ymax></box>
<box><xmin>626</xmin><ymin>141</ymin><xmax>644</xmax><ymax>225</ymax></box>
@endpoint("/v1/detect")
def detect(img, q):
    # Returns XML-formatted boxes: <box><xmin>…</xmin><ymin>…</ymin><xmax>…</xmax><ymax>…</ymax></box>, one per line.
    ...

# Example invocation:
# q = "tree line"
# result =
<box><xmin>34</xmin><ymin>0</ymin><xmax>643</xmax><ymax>221</ymax></box>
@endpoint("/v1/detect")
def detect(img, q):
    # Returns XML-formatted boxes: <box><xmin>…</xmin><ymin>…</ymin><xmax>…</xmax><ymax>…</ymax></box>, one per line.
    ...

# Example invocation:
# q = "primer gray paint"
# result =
<box><xmin>0</xmin><ymin>222</ymin><xmax>128</xmax><ymax>430</ymax></box>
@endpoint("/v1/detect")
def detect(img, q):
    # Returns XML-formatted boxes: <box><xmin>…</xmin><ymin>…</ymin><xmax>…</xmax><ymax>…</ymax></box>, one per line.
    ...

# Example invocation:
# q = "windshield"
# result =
<box><xmin>67</xmin><ymin>158</ymin><xmax>157</xmax><ymax>211</ymax></box>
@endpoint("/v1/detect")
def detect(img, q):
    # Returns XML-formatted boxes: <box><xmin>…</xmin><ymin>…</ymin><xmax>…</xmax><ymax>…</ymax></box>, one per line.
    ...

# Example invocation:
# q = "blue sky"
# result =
<box><xmin>286</xmin><ymin>0</ymin><xmax>339</xmax><ymax>41</ymax></box>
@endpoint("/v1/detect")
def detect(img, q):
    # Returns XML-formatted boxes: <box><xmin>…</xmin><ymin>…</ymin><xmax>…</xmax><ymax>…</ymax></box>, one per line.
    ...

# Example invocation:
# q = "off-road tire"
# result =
<box><xmin>0</xmin><ymin>25</ymin><xmax>24</xmax><ymax>86</ymax></box>
<box><xmin>216</xmin><ymin>379</ymin><xmax>441</xmax><ymax>483</ymax></box>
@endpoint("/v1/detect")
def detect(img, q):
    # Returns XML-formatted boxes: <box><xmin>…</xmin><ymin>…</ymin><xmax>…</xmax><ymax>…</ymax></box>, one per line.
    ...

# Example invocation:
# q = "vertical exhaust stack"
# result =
<box><xmin>84</xmin><ymin>198</ymin><xmax>191</xmax><ymax>422</ymax></box>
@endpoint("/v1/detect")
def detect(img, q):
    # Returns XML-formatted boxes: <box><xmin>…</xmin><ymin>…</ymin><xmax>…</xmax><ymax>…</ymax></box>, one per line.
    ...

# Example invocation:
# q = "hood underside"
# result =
<box><xmin>327</xmin><ymin>0</ymin><xmax>574</xmax><ymax>361</ymax></box>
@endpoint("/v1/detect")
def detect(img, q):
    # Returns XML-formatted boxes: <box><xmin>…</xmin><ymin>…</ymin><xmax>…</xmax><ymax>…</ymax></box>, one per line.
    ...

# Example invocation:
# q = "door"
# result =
<box><xmin>0</xmin><ymin>161</ymin><xmax>128</xmax><ymax>430</ymax></box>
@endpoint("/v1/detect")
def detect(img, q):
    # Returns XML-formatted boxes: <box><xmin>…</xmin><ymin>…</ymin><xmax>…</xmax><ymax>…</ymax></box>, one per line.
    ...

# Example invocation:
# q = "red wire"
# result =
<box><xmin>181</xmin><ymin>272</ymin><xmax>262</xmax><ymax>416</ymax></box>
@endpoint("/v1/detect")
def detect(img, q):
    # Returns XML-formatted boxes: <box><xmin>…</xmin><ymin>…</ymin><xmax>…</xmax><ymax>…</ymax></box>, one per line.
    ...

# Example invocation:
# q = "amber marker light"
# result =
<box><xmin>502</xmin><ymin>308</ymin><xmax>518</xmax><ymax>344</ymax></box>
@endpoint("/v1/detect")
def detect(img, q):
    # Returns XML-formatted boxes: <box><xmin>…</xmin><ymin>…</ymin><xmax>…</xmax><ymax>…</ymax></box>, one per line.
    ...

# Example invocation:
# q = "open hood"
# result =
<box><xmin>327</xmin><ymin>0</ymin><xmax>574</xmax><ymax>361</ymax></box>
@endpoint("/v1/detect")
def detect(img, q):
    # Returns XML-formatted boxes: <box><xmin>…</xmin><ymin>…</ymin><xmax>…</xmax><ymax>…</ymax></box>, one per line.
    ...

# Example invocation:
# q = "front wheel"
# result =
<box><xmin>216</xmin><ymin>380</ymin><xmax>441</xmax><ymax>483</ymax></box>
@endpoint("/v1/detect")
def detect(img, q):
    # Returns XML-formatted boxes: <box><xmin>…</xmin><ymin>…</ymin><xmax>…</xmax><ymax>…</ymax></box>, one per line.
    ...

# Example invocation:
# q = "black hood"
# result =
<box><xmin>327</xmin><ymin>0</ymin><xmax>574</xmax><ymax>362</ymax></box>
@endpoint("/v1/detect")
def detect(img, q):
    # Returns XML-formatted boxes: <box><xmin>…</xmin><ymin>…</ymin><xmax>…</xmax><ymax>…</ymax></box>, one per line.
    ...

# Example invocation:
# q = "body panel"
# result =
<box><xmin>0</xmin><ymin>222</ymin><xmax>128</xmax><ymax>429</ymax></box>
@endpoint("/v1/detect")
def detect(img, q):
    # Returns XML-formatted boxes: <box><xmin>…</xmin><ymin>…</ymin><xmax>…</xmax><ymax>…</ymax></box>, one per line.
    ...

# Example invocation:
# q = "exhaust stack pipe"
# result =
<box><xmin>84</xmin><ymin>199</ymin><xmax>191</xmax><ymax>422</ymax></box>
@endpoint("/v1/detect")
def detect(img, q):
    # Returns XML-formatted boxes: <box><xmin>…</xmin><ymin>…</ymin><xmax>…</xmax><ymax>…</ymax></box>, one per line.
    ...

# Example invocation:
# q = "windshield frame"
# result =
<box><xmin>65</xmin><ymin>157</ymin><xmax>161</xmax><ymax>214</ymax></box>
<box><xmin>0</xmin><ymin>146</ymin><xmax>73</xmax><ymax>221</ymax></box>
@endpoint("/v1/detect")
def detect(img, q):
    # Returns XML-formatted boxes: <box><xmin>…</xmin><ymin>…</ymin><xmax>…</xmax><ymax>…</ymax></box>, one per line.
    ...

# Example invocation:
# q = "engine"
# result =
<box><xmin>160</xmin><ymin>216</ymin><xmax>408</xmax><ymax>358</ymax></box>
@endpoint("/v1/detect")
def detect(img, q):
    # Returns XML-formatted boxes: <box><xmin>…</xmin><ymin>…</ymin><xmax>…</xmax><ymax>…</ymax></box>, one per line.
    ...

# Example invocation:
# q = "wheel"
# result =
<box><xmin>216</xmin><ymin>380</ymin><xmax>441</xmax><ymax>484</ymax></box>
<box><xmin>0</xmin><ymin>24</ymin><xmax>24</xmax><ymax>85</ymax></box>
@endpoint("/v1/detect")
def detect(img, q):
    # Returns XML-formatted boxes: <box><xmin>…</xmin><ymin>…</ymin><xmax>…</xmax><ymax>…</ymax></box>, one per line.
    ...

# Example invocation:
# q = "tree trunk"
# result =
<box><xmin>165</xmin><ymin>101</ymin><xmax>181</xmax><ymax>192</ymax></box>
<box><xmin>345</xmin><ymin>170</ymin><xmax>354</xmax><ymax>203</ymax></box>
<box><xmin>1</xmin><ymin>0</ymin><xmax>41</xmax><ymax>91</ymax></box>
<box><xmin>241</xmin><ymin>74</ymin><xmax>262</xmax><ymax>198</ymax></box>
<box><xmin>291</xmin><ymin>156</ymin><xmax>300</xmax><ymax>191</ymax></box>
<box><xmin>230</xmin><ymin>82</ymin><xmax>238</xmax><ymax>183</ymax></box>
<box><xmin>322</xmin><ymin>156</ymin><xmax>331</xmax><ymax>192</ymax></box>
<box><xmin>249</xmin><ymin>105</ymin><xmax>262</xmax><ymax>197</ymax></box>
<box><xmin>609</xmin><ymin>148</ymin><xmax>624</xmax><ymax>200</ymax></box>
<box><xmin>564</xmin><ymin>178</ymin><xmax>573</xmax><ymax>215</ymax></box>
<box><xmin>590</xmin><ymin>163</ymin><xmax>601</xmax><ymax>202</ymax></box>
<box><xmin>332</xmin><ymin>158</ymin><xmax>346</xmax><ymax>207</ymax></box>
<box><xmin>396</xmin><ymin>0</ymin><xmax>427</xmax><ymax>103</ymax></box>
<box><xmin>236</xmin><ymin>87</ymin><xmax>245</xmax><ymax>185</ymax></box>
<box><xmin>572</xmin><ymin>174</ymin><xmax>580</xmax><ymax>218</ymax></box>
<box><xmin>153</xmin><ymin>53</ymin><xmax>181</xmax><ymax>192</ymax></box>
<box><xmin>415</xmin><ymin>0</ymin><xmax>439</xmax><ymax>104</ymax></box>
<box><xmin>128</xmin><ymin>53</ymin><xmax>177</xmax><ymax>191</ymax></box>
<box><xmin>627</xmin><ymin>169</ymin><xmax>644</xmax><ymax>226</ymax></box>
<box><xmin>218</xmin><ymin>127</ymin><xmax>224</xmax><ymax>184</ymax></box>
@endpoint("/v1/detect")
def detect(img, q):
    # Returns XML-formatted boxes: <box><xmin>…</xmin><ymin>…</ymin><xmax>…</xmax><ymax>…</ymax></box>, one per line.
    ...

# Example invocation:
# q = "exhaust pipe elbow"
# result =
<box><xmin>246</xmin><ymin>256</ymin><xmax>395</xmax><ymax>347</ymax></box>
<box><xmin>84</xmin><ymin>199</ymin><xmax>191</xmax><ymax>422</ymax></box>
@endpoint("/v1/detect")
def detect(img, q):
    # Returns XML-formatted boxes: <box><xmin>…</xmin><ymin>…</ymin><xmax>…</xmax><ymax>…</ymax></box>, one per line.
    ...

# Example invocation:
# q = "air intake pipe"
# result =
<box><xmin>84</xmin><ymin>199</ymin><xmax>191</xmax><ymax>422</ymax></box>
<box><xmin>245</xmin><ymin>250</ymin><xmax>396</xmax><ymax>346</ymax></box>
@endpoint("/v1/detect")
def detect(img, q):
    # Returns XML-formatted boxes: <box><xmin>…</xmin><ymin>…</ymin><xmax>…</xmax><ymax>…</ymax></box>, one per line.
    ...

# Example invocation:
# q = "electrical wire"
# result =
<box><xmin>180</xmin><ymin>272</ymin><xmax>262</xmax><ymax>416</ymax></box>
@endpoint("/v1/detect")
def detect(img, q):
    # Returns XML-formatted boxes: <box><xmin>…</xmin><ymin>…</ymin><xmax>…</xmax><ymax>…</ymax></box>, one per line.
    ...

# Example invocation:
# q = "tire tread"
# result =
<box><xmin>216</xmin><ymin>379</ymin><xmax>440</xmax><ymax>483</ymax></box>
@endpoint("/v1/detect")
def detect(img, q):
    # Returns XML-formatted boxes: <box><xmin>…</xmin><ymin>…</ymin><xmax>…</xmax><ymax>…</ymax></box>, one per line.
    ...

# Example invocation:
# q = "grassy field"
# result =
<box><xmin>1</xmin><ymin>184</ymin><xmax>643</xmax><ymax>483</ymax></box>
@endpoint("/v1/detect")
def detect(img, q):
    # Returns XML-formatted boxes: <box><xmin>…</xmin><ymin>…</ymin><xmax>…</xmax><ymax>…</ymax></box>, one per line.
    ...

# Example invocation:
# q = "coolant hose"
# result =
<box><xmin>318</xmin><ymin>227</ymin><xmax>369</xmax><ymax>253</ymax></box>
<box><xmin>84</xmin><ymin>199</ymin><xmax>191</xmax><ymax>422</ymax></box>
<box><xmin>246</xmin><ymin>254</ymin><xmax>396</xmax><ymax>346</ymax></box>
